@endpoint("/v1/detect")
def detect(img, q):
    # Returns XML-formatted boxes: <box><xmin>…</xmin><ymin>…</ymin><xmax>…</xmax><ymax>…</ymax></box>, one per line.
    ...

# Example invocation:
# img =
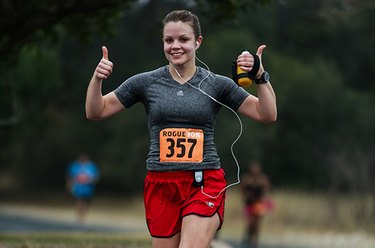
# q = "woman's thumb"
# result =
<box><xmin>256</xmin><ymin>44</ymin><xmax>267</xmax><ymax>58</ymax></box>
<box><xmin>102</xmin><ymin>46</ymin><xmax>109</xmax><ymax>60</ymax></box>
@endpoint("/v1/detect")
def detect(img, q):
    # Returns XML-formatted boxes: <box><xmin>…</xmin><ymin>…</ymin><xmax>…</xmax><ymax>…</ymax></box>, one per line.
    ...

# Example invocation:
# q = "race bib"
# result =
<box><xmin>160</xmin><ymin>128</ymin><xmax>204</xmax><ymax>163</ymax></box>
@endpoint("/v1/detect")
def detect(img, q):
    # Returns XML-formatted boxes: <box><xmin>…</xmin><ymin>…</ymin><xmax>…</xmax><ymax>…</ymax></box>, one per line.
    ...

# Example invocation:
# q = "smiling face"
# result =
<box><xmin>163</xmin><ymin>21</ymin><xmax>202</xmax><ymax>68</ymax></box>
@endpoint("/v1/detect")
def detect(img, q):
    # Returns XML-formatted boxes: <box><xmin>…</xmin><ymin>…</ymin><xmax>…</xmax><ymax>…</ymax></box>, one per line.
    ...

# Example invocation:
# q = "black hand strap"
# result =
<box><xmin>248</xmin><ymin>53</ymin><xmax>260</xmax><ymax>79</ymax></box>
<box><xmin>232</xmin><ymin>60</ymin><xmax>238</xmax><ymax>83</ymax></box>
<box><xmin>232</xmin><ymin>53</ymin><xmax>260</xmax><ymax>84</ymax></box>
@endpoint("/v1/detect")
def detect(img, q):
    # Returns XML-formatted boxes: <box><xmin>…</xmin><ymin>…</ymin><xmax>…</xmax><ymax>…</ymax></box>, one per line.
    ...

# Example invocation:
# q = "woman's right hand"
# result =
<box><xmin>94</xmin><ymin>46</ymin><xmax>113</xmax><ymax>80</ymax></box>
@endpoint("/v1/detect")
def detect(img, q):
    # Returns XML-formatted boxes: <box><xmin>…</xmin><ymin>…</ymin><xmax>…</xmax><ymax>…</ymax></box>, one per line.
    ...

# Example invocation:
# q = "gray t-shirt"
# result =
<box><xmin>114</xmin><ymin>66</ymin><xmax>249</xmax><ymax>171</ymax></box>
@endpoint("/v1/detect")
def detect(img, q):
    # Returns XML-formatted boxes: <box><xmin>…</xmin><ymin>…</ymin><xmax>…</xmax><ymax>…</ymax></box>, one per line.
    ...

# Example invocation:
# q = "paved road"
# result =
<box><xmin>0</xmin><ymin>212</ymin><xmax>142</xmax><ymax>233</ymax></box>
<box><xmin>0</xmin><ymin>211</ymin><xmax>282</xmax><ymax>248</ymax></box>
<box><xmin>1</xmin><ymin>210</ymin><xmax>373</xmax><ymax>248</ymax></box>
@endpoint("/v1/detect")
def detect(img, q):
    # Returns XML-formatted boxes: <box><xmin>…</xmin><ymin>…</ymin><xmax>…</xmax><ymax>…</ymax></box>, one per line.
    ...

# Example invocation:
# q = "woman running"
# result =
<box><xmin>85</xmin><ymin>10</ymin><xmax>277</xmax><ymax>248</ymax></box>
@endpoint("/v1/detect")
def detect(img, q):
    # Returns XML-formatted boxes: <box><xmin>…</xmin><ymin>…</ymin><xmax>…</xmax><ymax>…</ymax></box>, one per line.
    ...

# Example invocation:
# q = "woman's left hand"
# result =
<box><xmin>236</xmin><ymin>45</ymin><xmax>266</xmax><ymax>78</ymax></box>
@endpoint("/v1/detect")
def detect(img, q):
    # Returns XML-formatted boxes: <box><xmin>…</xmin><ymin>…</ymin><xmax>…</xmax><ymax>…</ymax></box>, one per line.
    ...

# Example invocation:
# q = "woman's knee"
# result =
<box><xmin>152</xmin><ymin>233</ymin><xmax>180</xmax><ymax>248</ymax></box>
<box><xmin>179</xmin><ymin>214</ymin><xmax>220</xmax><ymax>248</ymax></box>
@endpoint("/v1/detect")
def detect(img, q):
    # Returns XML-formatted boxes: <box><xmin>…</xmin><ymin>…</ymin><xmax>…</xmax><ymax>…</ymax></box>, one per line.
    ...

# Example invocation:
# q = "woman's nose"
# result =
<box><xmin>171</xmin><ymin>40</ymin><xmax>181</xmax><ymax>49</ymax></box>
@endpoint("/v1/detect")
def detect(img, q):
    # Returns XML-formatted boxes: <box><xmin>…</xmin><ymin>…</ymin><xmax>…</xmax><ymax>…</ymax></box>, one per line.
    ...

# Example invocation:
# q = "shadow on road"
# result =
<box><xmin>0</xmin><ymin>212</ymin><xmax>287</xmax><ymax>248</ymax></box>
<box><xmin>0</xmin><ymin>212</ymin><xmax>141</xmax><ymax>233</ymax></box>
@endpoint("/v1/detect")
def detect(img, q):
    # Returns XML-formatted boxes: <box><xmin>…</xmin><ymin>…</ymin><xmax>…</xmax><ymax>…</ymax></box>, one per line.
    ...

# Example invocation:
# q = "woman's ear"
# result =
<box><xmin>195</xmin><ymin>36</ymin><xmax>203</xmax><ymax>50</ymax></box>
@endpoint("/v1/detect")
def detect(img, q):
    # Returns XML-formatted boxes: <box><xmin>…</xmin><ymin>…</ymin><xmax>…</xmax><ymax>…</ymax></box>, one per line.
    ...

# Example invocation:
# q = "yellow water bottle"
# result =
<box><xmin>237</xmin><ymin>51</ymin><xmax>253</xmax><ymax>87</ymax></box>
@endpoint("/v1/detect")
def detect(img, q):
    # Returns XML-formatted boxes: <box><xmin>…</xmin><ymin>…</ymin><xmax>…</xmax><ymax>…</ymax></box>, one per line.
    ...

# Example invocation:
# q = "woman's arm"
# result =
<box><xmin>85</xmin><ymin>46</ymin><xmax>125</xmax><ymax>120</ymax></box>
<box><xmin>236</xmin><ymin>45</ymin><xmax>277</xmax><ymax>123</ymax></box>
<box><xmin>238</xmin><ymin>83</ymin><xmax>277</xmax><ymax>123</ymax></box>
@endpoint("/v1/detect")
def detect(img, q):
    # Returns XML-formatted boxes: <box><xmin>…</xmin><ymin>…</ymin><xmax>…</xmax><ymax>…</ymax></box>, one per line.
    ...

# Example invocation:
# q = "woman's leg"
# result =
<box><xmin>179</xmin><ymin>213</ymin><xmax>220</xmax><ymax>248</ymax></box>
<box><xmin>76</xmin><ymin>199</ymin><xmax>90</xmax><ymax>223</ymax></box>
<box><xmin>247</xmin><ymin>215</ymin><xmax>261</xmax><ymax>248</ymax></box>
<box><xmin>152</xmin><ymin>233</ymin><xmax>181</xmax><ymax>248</ymax></box>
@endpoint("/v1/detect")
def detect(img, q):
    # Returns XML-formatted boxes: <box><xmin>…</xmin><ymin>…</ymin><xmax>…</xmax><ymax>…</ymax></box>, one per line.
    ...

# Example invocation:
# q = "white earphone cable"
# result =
<box><xmin>172</xmin><ymin>56</ymin><xmax>242</xmax><ymax>199</ymax></box>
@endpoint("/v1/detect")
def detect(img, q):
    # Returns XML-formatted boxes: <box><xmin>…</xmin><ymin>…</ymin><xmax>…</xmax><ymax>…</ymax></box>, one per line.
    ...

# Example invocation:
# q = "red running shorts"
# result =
<box><xmin>144</xmin><ymin>168</ymin><xmax>226</xmax><ymax>238</ymax></box>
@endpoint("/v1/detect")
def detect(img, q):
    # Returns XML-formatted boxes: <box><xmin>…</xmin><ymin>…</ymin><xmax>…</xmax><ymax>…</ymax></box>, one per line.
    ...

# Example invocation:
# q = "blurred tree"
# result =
<box><xmin>0</xmin><ymin>0</ymin><xmax>135</xmax><ymax>61</ymax></box>
<box><xmin>0</xmin><ymin>0</ymin><xmax>135</xmax><ymax>126</ymax></box>
<box><xmin>195</xmin><ymin>0</ymin><xmax>271</xmax><ymax>22</ymax></box>
<box><xmin>271</xmin><ymin>0</ymin><xmax>375</xmax><ymax>92</ymax></box>
<box><xmin>0</xmin><ymin>0</ymin><xmax>272</xmax><ymax>61</ymax></box>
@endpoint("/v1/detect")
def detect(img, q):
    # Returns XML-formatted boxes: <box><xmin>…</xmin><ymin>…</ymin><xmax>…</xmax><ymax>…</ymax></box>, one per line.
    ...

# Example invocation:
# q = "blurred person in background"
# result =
<box><xmin>66</xmin><ymin>154</ymin><xmax>100</xmax><ymax>223</ymax></box>
<box><xmin>85</xmin><ymin>9</ymin><xmax>276</xmax><ymax>248</ymax></box>
<box><xmin>241</xmin><ymin>161</ymin><xmax>274</xmax><ymax>248</ymax></box>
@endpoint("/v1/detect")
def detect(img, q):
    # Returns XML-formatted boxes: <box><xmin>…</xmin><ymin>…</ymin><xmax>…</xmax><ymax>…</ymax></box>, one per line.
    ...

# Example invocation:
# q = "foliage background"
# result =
<box><xmin>0</xmin><ymin>0</ymin><xmax>374</xmax><ymax>209</ymax></box>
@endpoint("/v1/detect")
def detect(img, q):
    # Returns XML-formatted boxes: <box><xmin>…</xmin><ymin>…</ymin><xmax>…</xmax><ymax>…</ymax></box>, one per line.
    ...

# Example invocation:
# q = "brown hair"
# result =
<box><xmin>162</xmin><ymin>10</ymin><xmax>202</xmax><ymax>39</ymax></box>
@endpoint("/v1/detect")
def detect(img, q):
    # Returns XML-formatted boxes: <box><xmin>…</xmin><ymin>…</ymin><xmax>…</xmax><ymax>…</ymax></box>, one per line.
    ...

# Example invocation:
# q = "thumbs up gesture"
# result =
<box><xmin>255</xmin><ymin>44</ymin><xmax>266</xmax><ymax>78</ymax></box>
<box><xmin>94</xmin><ymin>46</ymin><xmax>113</xmax><ymax>80</ymax></box>
<box><xmin>236</xmin><ymin>44</ymin><xmax>266</xmax><ymax>78</ymax></box>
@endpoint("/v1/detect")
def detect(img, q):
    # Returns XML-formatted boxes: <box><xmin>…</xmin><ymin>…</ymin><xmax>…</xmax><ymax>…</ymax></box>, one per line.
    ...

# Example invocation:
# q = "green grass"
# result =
<box><xmin>263</xmin><ymin>190</ymin><xmax>375</xmax><ymax>232</ymax></box>
<box><xmin>220</xmin><ymin>188</ymin><xmax>375</xmax><ymax>247</ymax></box>
<box><xmin>0</xmin><ymin>233</ymin><xmax>151</xmax><ymax>248</ymax></box>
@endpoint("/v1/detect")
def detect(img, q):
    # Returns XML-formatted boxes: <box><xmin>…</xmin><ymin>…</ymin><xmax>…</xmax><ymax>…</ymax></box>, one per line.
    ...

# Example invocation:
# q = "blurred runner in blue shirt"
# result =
<box><xmin>67</xmin><ymin>154</ymin><xmax>99</xmax><ymax>223</ymax></box>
